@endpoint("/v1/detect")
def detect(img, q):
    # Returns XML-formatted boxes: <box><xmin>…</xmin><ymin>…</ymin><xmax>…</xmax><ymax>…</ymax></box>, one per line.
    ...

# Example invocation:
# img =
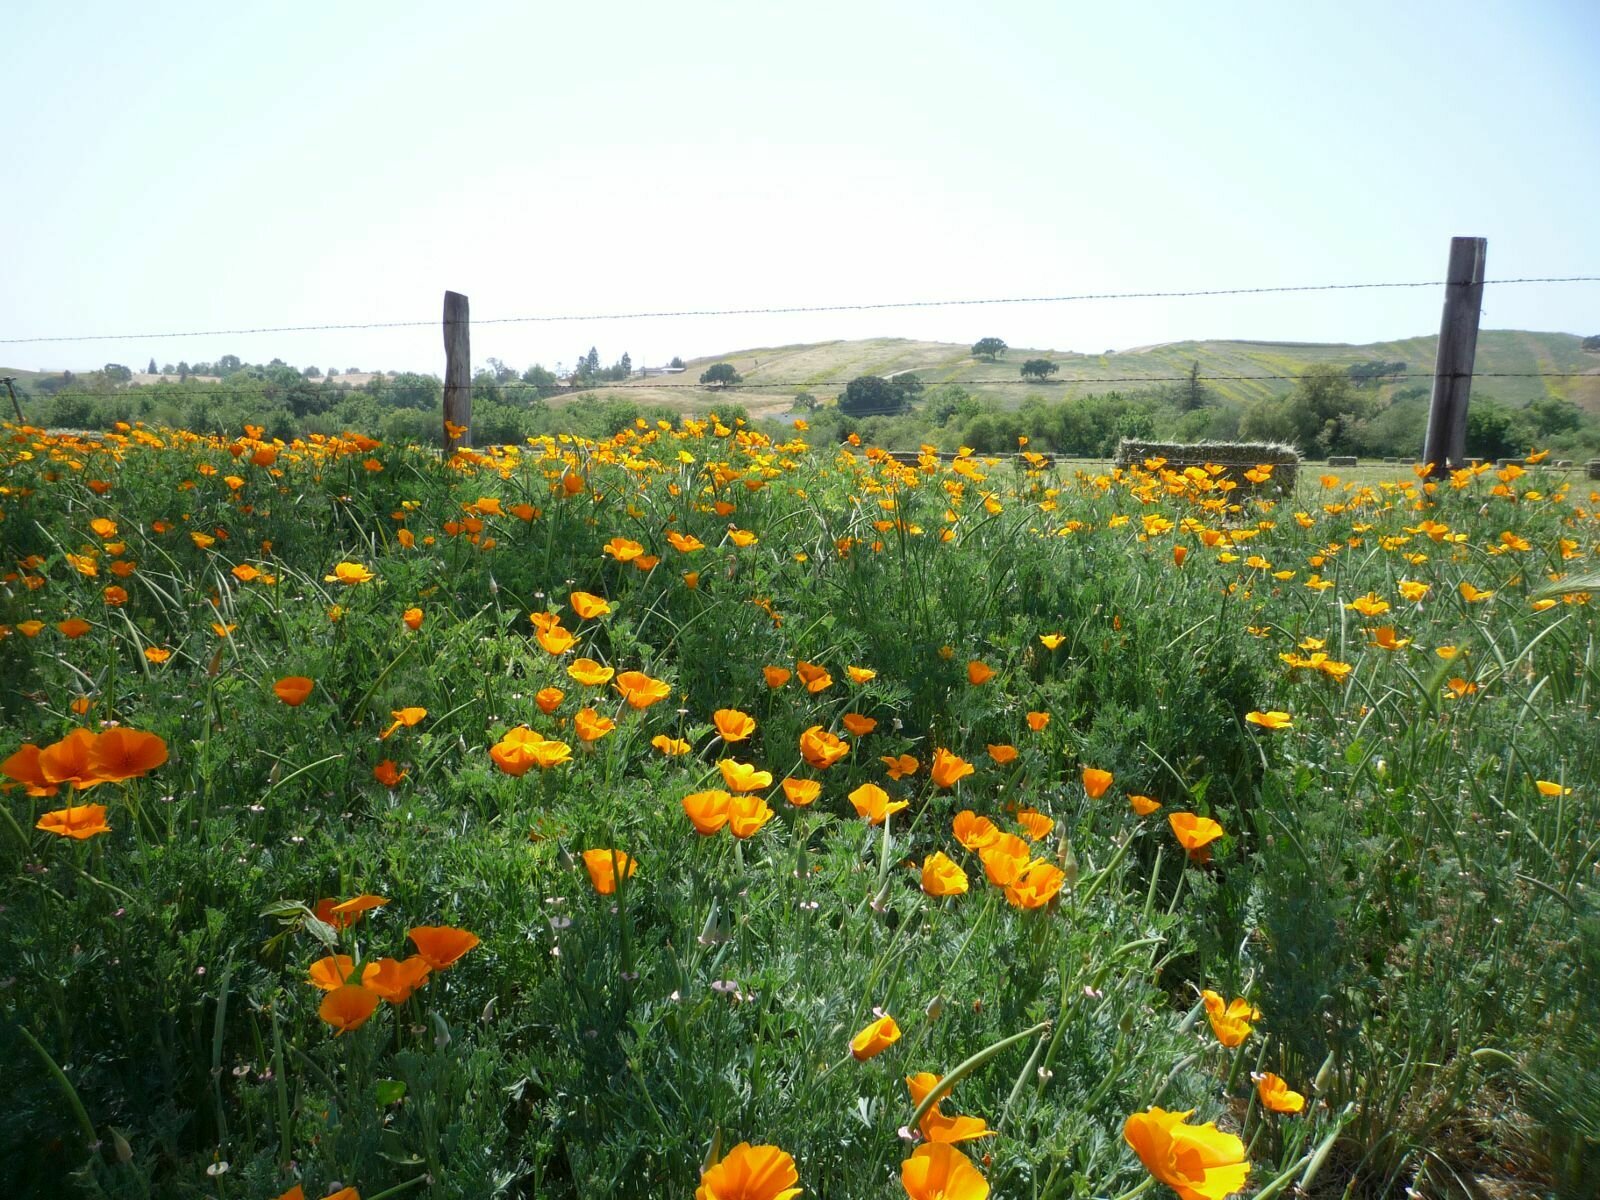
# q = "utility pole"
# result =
<box><xmin>1421</xmin><ymin>236</ymin><xmax>1487</xmax><ymax>475</ymax></box>
<box><xmin>442</xmin><ymin>291</ymin><xmax>471</xmax><ymax>449</ymax></box>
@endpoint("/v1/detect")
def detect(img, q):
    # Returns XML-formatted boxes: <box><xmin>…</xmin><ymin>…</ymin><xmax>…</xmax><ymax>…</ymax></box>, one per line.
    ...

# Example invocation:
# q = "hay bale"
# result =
<box><xmin>1327</xmin><ymin>455</ymin><xmax>1359</xmax><ymax>467</ymax></box>
<box><xmin>1497</xmin><ymin>457</ymin><xmax>1525</xmax><ymax>468</ymax></box>
<box><xmin>1555</xmin><ymin>460</ymin><xmax>1572</xmax><ymax>468</ymax></box>
<box><xmin>1115</xmin><ymin>439</ymin><xmax>1300</xmax><ymax>494</ymax></box>
<box><xmin>1588</xmin><ymin>460</ymin><xmax>1600</xmax><ymax>481</ymax></box>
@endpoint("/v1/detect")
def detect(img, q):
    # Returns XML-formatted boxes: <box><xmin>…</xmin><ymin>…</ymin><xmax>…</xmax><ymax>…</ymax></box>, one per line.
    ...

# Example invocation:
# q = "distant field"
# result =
<box><xmin>542</xmin><ymin>331</ymin><xmax>1600</xmax><ymax>417</ymax></box>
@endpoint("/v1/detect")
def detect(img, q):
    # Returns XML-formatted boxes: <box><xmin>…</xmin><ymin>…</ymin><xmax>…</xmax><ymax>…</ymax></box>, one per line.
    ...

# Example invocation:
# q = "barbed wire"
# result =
<box><xmin>4</xmin><ymin>275</ymin><xmax>1597</xmax><ymax>345</ymax></box>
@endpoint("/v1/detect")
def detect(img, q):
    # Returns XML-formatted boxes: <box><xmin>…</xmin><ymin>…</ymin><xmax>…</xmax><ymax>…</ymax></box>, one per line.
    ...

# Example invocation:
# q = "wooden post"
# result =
<box><xmin>1421</xmin><ymin>237</ymin><xmax>1487</xmax><ymax>475</ymax></box>
<box><xmin>2</xmin><ymin>378</ymin><xmax>23</xmax><ymax>424</ymax></box>
<box><xmin>442</xmin><ymin>291</ymin><xmax>471</xmax><ymax>449</ymax></box>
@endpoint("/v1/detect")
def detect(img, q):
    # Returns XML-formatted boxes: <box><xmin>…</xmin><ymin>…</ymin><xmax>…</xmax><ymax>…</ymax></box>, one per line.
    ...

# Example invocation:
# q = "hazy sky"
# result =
<box><xmin>5</xmin><ymin>0</ymin><xmax>1598</xmax><ymax>376</ymax></box>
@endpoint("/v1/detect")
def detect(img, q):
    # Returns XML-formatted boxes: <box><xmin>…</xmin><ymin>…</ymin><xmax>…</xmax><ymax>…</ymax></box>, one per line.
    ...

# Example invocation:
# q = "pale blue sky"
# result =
<box><xmin>4</xmin><ymin>0</ymin><xmax>1597</xmax><ymax>375</ymax></box>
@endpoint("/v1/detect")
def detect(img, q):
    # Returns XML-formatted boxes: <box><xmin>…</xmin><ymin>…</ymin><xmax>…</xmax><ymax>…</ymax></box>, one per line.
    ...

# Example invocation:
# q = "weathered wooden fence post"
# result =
<box><xmin>2</xmin><ymin>378</ymin><xmax>23</xmax><ymax>424</ymax></box>
<box><xmin>442</xmin><ymin>291</ymin><xmax>471</xmax><ymax>449</ymax></box>
<box><xmin>1421</xmin><ymin>236</ymin><xmax>1487</xmax><ymax>475</ymax></box>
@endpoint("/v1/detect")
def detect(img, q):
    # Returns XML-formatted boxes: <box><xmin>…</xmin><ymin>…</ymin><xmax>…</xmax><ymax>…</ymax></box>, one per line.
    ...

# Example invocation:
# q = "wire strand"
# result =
<box><xmin>4</xmin><ymin>276</ymin><xmax>1597</xmax><ymax>345</ymax></box>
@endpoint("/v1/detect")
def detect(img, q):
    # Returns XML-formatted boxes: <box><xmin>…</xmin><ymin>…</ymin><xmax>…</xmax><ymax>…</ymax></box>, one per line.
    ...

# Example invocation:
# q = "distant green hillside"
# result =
<box><xmin>658</xmin><ymin>330</ymin><xmax>1599</xmax><ymax>416</ymax></box>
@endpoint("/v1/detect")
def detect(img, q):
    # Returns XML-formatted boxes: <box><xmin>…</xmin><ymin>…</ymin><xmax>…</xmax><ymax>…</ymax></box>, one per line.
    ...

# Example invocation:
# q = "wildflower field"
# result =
<box><xmin>1</xmin><ymin>417</ymin><xmax>1597</xmax><ymax>1200</ymax></box>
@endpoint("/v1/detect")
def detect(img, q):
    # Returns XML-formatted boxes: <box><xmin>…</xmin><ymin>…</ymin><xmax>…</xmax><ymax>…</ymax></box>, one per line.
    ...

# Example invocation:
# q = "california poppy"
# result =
<box><xmin>781</xmin><ymin>777</ymin><xmax>821</xmax><ymax>806</ymax></box>
<box><xmin>966</xmin><ymin>661</ymin><xmax>995</xmax><ymax>685</ymax></box>
<box><xmin>306</xmin><ymin>954</ymin><xmax>357</xmax><ymax>991</ymax></box>
<box><xmin>318</xmin><ymin>983</ymin><xmax>380</xmax><ymax>1034</ymax></box>
<box><xmin>362</xmin><ymin>955</ymin><xmax>433</xmax><ymax>1004</ymax></box>
<box><xmin>652</xmin><ymin>734</ymin><xmax>692</xmax><ymax>756</ymax></box>
<box><xmin>762</xmin><ymin>666</ymin><xmax>792</xmax><ymax>688</ymax></box>
<box><xmin>614</xmin><ymin>670</ymin><xmax>671</xmax><ymax>709</ymax></box>
<box><xmin>536</xmin><ymin>624</ymin><xmax>577</xmax><ymax>655</ymax></box>
<box><xmin>881</xmin><ymin>753</ymin><xmax>918</xmax><ymax>781</ymax></box>
<box><xmin>1169</xmin><ymin>813</ymin><xmax>1225</xmax><ymax>863</ymax></box>
<box><xmin>1129</xmin><ymin>794</ymin><xmax>1162</xmax><ymax>816</ymax></box>
<box><xmin>323</xmin><ymin>561</ymin><xmax>375</xmax><ymax>585</ymax></box>
<box><xmin>727</xmin><ymin>793</ymin><xmax>775</xmax><ymax>838</ymax></box>
<box><xmin>602</xmin><ymin>537</ymin><xmax>644</xmax><ymax>562</ymax></box>
<box><xmin>1123</xmin><ymin>1106</ymin><xmax>1249</xmax><ymax>1200</ymax></box>
<box><xmin>850</xmin><ymin>1013</ymin><xmax>901</xmax><ymax>1060</ymax></box>
<box><xmin>952</xmin><ymin>810</ymin><xmax>1000</xmax><ymax>851</ymax></box>
<box><xmin>1245</xmin><ymin>710</ymin><xmax>1292</xmax><ymax>731</ymax></box>
<box><xmin>581</xmin><ymin>848</ymin><xmax>636</xmax><ymax>895</ymax></box>
<box><xmin>569</xmin><ymin>590</ymin><xmax>612</xmax><ymax>619</ymax></box>
<box><xmin>921</xmin><ymin>852</ymin><xmax>969</xmax><ymax>897</ymax></box>
<box><xmin>799</xmin><ymin>725</ymin><xmax>849</xmax><ymax>769</ymax></box>
<box><xmin>1016</xmin><ymin>809</ymin><xmax>1053</xmax><ymax>841</ymax></box>
<box><xmin>904</xmin><ymin>1073</ymin><xmax>994</xmax><ymax>1144</ymax></box>
<box><xmin>379</xmin><ymin>707</ymin><xmax>427</xmax><ymax>740</ymax></box>
<box><xmin>929</xmin><ymin>748</ymin><xmax>974</xmax><ymax>789</ymax></box>
<box><xmin>695</xmin><ymin>1142</ymin><xmax>801</xmax><ymax>1200</ymax></box>
<box><xmin>985</xmin><ymin>744</ymin><xmax>1018</xmax><ymax>765</ymax></box>
<box><xmin>567</xmin><ymin>658</ymin><xmax>615</xmax><ymax>687</ymax></box>
<box><xmin>714</xmin><ymin>708</ymin><xmax>757</xmax><ymax>742</ymax></box>
<box><xmin>683</xmin><ymin>789</ymin><xmax>732</xmax><ymax>835</ymax></box>
<box><xmin>372</xmin><ymin>759</ymin><xmax>406</xmax><ymax>787</ymax></box>
<box><xmin>490</xmin><ymin>727</ymin><xmax>572</xmax><ymax>774</ymax></box>
<box><xmin>1025</xmin><ymin>711</ymin><xmax>1050</xmax><ymax>732</ymax></box>
<box><xmin>408</xmin><ymin>925</ymin><xmax>480</xmax><ymax>970</ymax></box>
<box><xmin>795</xmin><ymin>660</ymin><xmax>833</xmax><ymax>693</ymax></box>
<box><xmin>274</xmin><ymin>676</ymin><xmax>315</xmax><ymax>706</ymax></box>
<box><xmin>1005</xmin><ymin>861</ymin><xmax>1065</xmax><ymax>909</ymax></box>
<box><xmin>841</xmin><ymin>713</ymin><xmax>877</xmax><ymax>737</ymax></box>
<box><xmin>901</xmin><ymin>1143</ymin><xmax>989</xmax><ymax>1200</ymax></box>
<box><xmin>536</xmin><ymin>687</ymin><xmax>565</xmax><ymax>714</ymax></box>
<box><xmin>574</xmin><ymin>707</ymin><xmax>616</xmax><ymax>742</ymax></box>
<box><xmin>849</xmin><ymin>782</ymin><xmax>908</xmax><ymax>825</ymax></box>
<box><xmin>846</xmin><ymin>665</ymin><xmax>877</xmax><ymax>683</ymax></box>
<box><xmin>978</xmin><ymin>834</ymin><xmax>1032</xmax><ymax>887</ymax></box>
<box><xmin>36</xmin><ymin>803</ymin><xmax>111</xmax><ymax>839</ymax></box>
<box><xmin>402</xmin><ymin>606</ymin><xmax>424</xmax><ymax>630</ymax></box>
<box><xmin>1081</xmin><ymin>767</ymin><xmax>1113</xmax><ymax>799</ymax></box>
<box><xmin>1201</xmin><ymin>989</ymin><xmax>1260</xmax><ymax>1047</ymax></box>
<box><xmin>1255</xmin><ymin>1073</ymin><xmax>1305</xmax><ymax>1114</ymax></box>
<box><xmin>39</xmin><ymin>729</ymin><xmax>100</xmax><ymax>790</ymax></box>
<box><xmin>718</xmin><ymin>760</ymin><xmax>773</xmax><ymax>793</ymax></box>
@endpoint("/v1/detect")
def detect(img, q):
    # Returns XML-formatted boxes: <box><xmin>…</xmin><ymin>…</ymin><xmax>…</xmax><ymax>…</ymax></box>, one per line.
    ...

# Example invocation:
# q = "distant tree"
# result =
<box><xmin>699</xmin><ymin>363</ymin><xmax>742</xmax><ymax>388</ymax></box>
<box><xmin>177</xmin><ymin>362</ymin><xmax>191</xmax><ymax>379</ymax></box>
<box><xmin>669</xmin><ymin>356</ymin><xmax>685</xmax><ymax>369</ymax></box>
<box><xmin>146</xmin><ymin>358</ymin><xmax>157</xmax><ymax>375</ymax></box>
<box><xmin>1178</xmin><ymin>360</ymin><xmax>1210</xmax><ymax>411</ymax></box>
<box><xmin>103</xmin><ymin>363</ymin><xmax>132</xmax><ymax>383</ymax></box>
<box><xmin>619</xmin><ymin>352</ymin><xmax>632</xmax><ymax>377</ymax></box>
<box><xmin>586</xmin><ymin>347</ymin><xmax>601</xmax><ymax>374</ymax></box>
<box><xmin>1020</xmin><ymin>358</ymin><xmax>1058</xmax><ymax>381</ymax></box>
<box><xmin>1526</xmin><ymin>395</ymin><xmax>1582</xmax><ymax>437</ymax></box>
<box><xmin>347</xmin><ymin>367</ymin><xmax>360</xmax><ymax>375</ymax></box>
<box><xmin>520</xmin><ymin>364</ymin><xmax>560</xmax><ymax>397</ymax></box>
<box><xmin>1583</xmin><ymin>335</ymin><xmax>1600</xmax><ymax>352</ymax></box>
<box><xmin>268</xmin><ymin>358</ymin><xmax>286</xmax><ymax>369</ymax></box>
<box><xmin>486</xmin><ymin>357</ymin><xmax>518</xmax><ymax>384</ymax></box>
<box><xmin>303</xmin><ymin>366</ymin><xmax>321</xmax><ymax>378</ymax></box>
<box><xmin>217</xmin><ymin>354</ymin><xmax>242</xmax><ymax>374</ymax></box>
<box><xmin>891</xmin><ymin>373</ymin><xmax>924</xmax><ymax>401</ymax></box>
<box><xmin>1464</xmin><ymin>399</ymin><xmax>1524</xmax><ymax>460</ymax></box>
<box><xmin>839</xmin><ymin>375</ymin><xmax>904</xmax><ymax>416</ymax></box>
<box><xmin>1346</xmin><ymin>360</ymin><xmax>1408</xmax><ymax>385</ymax></box>
<box><xmin>161</xmin><ymin>363</ymin><xmax>176</xmax><ymax>374</ymax></box>
<box><xmin>972</xmin><ymin>337</ymin><xmax>1008</xmax><ymax>361</ymax></box>
<box><xmin>792</xmin><ymin>392</ymin><xmax>817</xmax><ymax>411</ymax></box>
<box><xmin>327</xmin><ymin>367</ymin><xmax>340</xmax><ymax>377</ymax></box>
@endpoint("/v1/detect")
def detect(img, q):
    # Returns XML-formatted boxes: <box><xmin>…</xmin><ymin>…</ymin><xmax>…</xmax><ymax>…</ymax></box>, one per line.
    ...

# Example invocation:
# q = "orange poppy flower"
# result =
<box><xmin>1169</xmin><ymin>813</ymin><xmax>1225</xmax><ymax>863</ymax></box>
<box><xmin>728</xmin><ymin>793</ymin><xmax>775</xmax><ymax>838</ymax></box>
<box><xmin>781</xmin><ymin>777</ymin><xmax>821</xmax><ymax>806</ymax></box>
<box><xmin>714</xmin><ymin>708</ymin><xmax>757</xmax><ymax>742</ymax></box>
<box><xmin>39</xmin><ymin>729</ymin><xmax>100</xmax><ymax>789</ymax></box>
<box><xmin>966</xmin><ymin>660</ymin><xmax>995</xmax><ymax>685</ymax></box>
<box><xmin>841</xmin><ymin>712</ymin><xmax>877</xmax><ymax>737</ymax></box>
<box><xmin>1129</xmin><ymin>794</ymin><xmax>1163</xmax><ymax>816</ymax></box>
<box><xmin>718</xmin><ymin>759</ymin><xmax>773</xmax><ymax>793</ymax></box>
<box><xmin>2</xmin><ymin>744</ymin><xmax>57</xmax><ymax>796</ymax></box>
<box><xmin>58</xmin><ymin>617</ymin><xmax>93</xmax><ymax>638</ymax></box>
<box><xmin>1016</xmin><ymin>809</ymin><xmax>1053</xmax><ymax>840</ymax></box>
<box><xmin>536</xmin><ymin>624</ymin><xmax>577</xmax><ymax>655</ymax></box>
<box><xmin>490</xmin><ymin>727</ymin><xmax>572</xmax><ymax>774</ymax></box>
<box><xmin>318</xmin><ymin>983</ymin><xmax>381</xmax><ymax>1034</ymax></box>
<box><xmin>979</xmin><ymin>833</ymin><xmax>1032</xmax><ymax>887</ymax></box>
<box><xmin>951</xmin><ymin>812</ymin><xmax>998</xmax><ymax>852</ymax></box>
<box><xmin>848</xmin><ymin>782</ymin><xmax>908</xmax><ymax>825</ymax></box>
<box><xmin>570</xmin><ymin>591</ymin><xmax>612</xmax><ymax>619</ymax></box>
<box><xmin>683</xmin><ymin>789</ymin><xmax>732</xmax><ymax>835</ymax></box>
<box><xmin>567</xmin><ymin>658</ymin><xmax>615</xmax><ymax>687</ymax></box>
<box><xmin>535</xmin><ymin>687</ymin><xmax>565</xmax><ymax>714</ymax></box>
<box><xmin>89</xmin><ymin>728</ymin><xmax>168</xmax><ymax>782</ymax></box>
<box><xmin>846</xmin><ymin>665</ymin><xmax>877</xmax><ymax>684</ymax></box>
<box><xmin>1026</xmin><ymin>711</ymin><xmax>1050</xmax><ymax>732</ymax></box>
<box><xmin>799</xmin><ymin>725</ymin><xmax>850</xmax><ymax>770</ymax></box>
<box><xmin>102</xmin><ymin>585</ymin><xmax>128</xmax><ymax>606</ymax></box>
<box><xmin>904</xmin><ymin>1073</ymin><xmax>995</xmax><ymax>1144</ymax></box>
<box><xmin>402</xmin><ymin>606</ymin><xmax>424</xmax><ymax>630</ymax></box>
<box><xmin>666</xmin><ymin>530</ymin><xmax>704</xmax><ymax>553</ymax></box>
<box><xmin>1255</xmin><ymin>1072</ymin><xmax>1306</xmax><ymax>1114</ymax></box>
<box><xmin>372</xmin><ymin>759</ymin><xmax>406</xmax><ymax>787</ymax></box>
<box><xmin>574</xmin><ymin>707</ymin><xmax>616</xmax><ymax>742</ymax></box>
<box><xmin>380</xmin><ymin>706</ymin><xmax>427</xmax><ymax>740</ymax></box>
<box><xmin>1201</xmin><ymin>989</ymin><xmax>1260</xmax><ymax>1047</ymax></box>
<box><xmin>1081</xmin><ymin>767</ymin><xmax>1113</xmax><ymax>799</ymax></box>
<box><xmin>850</xmin><ymin>1013</ymin><xmax>901</xmax><ymax>1060</ymax></box>
<box><xmin>986</xmin><ymin>743</ymin><xmax>1018</xmax><ymax>765</ymax></box>
<box><xmin>795</xmin><ymin>659</ymin><xmax>833</xmax><ymax>693</ymax></box>
<box><xmin>929</xmin><ymin>748</ymin><xmax>974</xmax><ymax>789</ymax></box>
<box><xmin>323</xmin><ymin>561</ymin><xmax>375</xmax><ymax>585</ymax></box>
<box><xmin>306</xmin><ymin>954</ymin><xmax>357</xmax><ymax>991</ymax></box>
<box><xmin>613</xmin><ymin>670</ymin><xmax>671</xmax><ymax>709</ymax></box>
<box><xmin>581</xmin><ymin>848</ymin><xmax>636</xmax><ymax>895</ymax></box>
<box><xmin>144</xmin><ymin>646</ymin><xmax>172</xmax><ymax>663</ymax></box>
<box><xmin>1245</xmin><ymin>710</ymin><xmax>1292</xmax><ymax>731</ymax></box>
<box><xmin>881</xmin><ymin>753</ymin><xmax>918</xmax><ymax>781</ymax></box>
<box><xmin>921</xmin><ymin>851</ymin><xmax>969</xmax><ymax>897</ymax></box>
<box><xmin>362</xmin><ymin>955</ymin><xmax>433</xmax><ymax>1003</ymax></box>
<box><xmin>901</xmin><ymin>1143</ymin><xmax>989</xmax><ymax>1200</ymax></box>
<box><xmin>602</xmin><ymin>537</ymin><xmax>644</xmax><ymax>562</ymax></box>
<box><xmin>1123</xmin><ymin>1106</ymin><xmax>1249</xmax><ymax>1200</ymax></box>
<box><xmin>762</xmin><ymin>665</ymin><xmax>792</xmax><ymax>688</ymax></box>
<box><xmin>1005</xmin><ymin>861</ymin><xmax>1065</xmax><ymax>909</ymax></box>
<box><xmin>329</xmin><ymin>894</ymin><xmax>389</xmax><ymax>925</ymax></box>
<box><xmin>274</xmin><ymin>676</ymin><xmax>315</xmax><ymax>706</ymax></box>
<box><xmin>36</xmin><ymin>803</ymin><xmax>111</xmax><ymax>839</ymax></box>
<box><xmin>695</xmin><ymin>1142</ymin><xmax>802</xmax><ymax>1200</ymax></box>
<box><xmin>652</xmin><ymin>734</ymin><xmax>692</xmax><ymax>756</ymax></box>
<box><xmin>407</xmin><ymin>925</ymin><xmax>480</xmax><ymax>970</ymax></box>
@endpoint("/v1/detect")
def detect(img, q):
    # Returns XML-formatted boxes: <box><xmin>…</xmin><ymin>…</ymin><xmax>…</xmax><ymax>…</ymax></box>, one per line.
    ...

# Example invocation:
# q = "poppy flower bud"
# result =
<box><xmin>112</xmin><ymin>1129</ymin><xmax>133</xmax><ymax>1165</ymax></box>
<box><xmin>925</xmin><ymin>993</ymin><xmax>945</xmax><ymax>1022</ymax></box>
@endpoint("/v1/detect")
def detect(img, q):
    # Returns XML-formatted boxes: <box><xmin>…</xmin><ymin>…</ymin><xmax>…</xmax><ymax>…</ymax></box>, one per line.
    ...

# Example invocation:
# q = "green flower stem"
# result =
<box><xmin>906</xmin><ymin>1019</ymin><xmax>1052</xmax><ymax>1136</ymax></box>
